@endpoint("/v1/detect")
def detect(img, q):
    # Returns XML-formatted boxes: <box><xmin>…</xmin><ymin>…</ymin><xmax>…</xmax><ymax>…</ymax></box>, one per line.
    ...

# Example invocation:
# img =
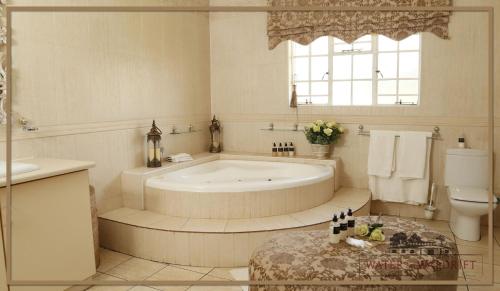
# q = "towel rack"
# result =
<box><xmin>357</xmin><ymin>124</ymin><xmax>441</xmax><ymax>140</ymax></box>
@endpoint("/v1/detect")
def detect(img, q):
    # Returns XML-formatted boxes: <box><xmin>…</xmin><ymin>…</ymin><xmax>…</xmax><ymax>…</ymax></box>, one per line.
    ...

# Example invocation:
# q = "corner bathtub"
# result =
<box><xmin>145</xmin><ymin>159</ymin><xmax>334</xmax><ymax>219</ymax></box>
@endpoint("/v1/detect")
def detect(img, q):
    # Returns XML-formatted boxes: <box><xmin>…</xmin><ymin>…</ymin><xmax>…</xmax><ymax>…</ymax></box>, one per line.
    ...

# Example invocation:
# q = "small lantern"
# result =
<box><xmin>209</xmin><ymin>115</ymin><xmax>222</xmax><ymax>153</ymax></box>
<box><xmin>146</xmin><ymin>120</ymin><xmax>162</xmax><ymax>168</ymax></box>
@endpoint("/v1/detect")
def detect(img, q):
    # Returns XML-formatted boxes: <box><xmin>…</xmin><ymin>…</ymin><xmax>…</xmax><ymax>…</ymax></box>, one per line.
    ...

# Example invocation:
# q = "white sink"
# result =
<box><xmin>0</xmin><ymin>161</ymin><xmax>40</xmax><ymax>178</ymax></box>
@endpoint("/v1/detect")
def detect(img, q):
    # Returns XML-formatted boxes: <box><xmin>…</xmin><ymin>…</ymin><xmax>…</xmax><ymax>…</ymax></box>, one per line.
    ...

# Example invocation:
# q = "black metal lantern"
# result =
<box><xmin>209</xmin><ymin>115</ymin><xmax>221</xmax><ymax>153</ymax></box>
<box><xmin>147</xmin><ymin>120</ymin><xmax>162</xmax><ymax>168</ymax></box>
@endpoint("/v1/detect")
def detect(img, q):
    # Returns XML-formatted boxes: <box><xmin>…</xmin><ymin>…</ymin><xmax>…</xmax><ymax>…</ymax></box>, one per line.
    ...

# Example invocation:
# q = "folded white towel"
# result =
<box><xmin>396</xmin><ymin>131</ymin><xmax>432</xmax><ymax>179</ymax></box>
<box><xmin>166</xmin><ymin>153</ymin><xmax>193</xmax><ymax>163</ymax></box>
<box><xmin>367</xmin><ymin>130</ymin><xmax>398</xmax><ymax>178</ymax></box>
<box><xmin>370</xmin><ymin>138</ymin><xmax>432</xmax><ymax>205</ymax></box>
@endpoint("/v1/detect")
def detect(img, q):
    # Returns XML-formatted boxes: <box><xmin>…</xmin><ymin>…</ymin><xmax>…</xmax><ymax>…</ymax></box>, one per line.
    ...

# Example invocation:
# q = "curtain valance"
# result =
<box><xmin>267</xmin><ymin>0</ymin><xmax>452</xmax><ymax>49</ymax></box>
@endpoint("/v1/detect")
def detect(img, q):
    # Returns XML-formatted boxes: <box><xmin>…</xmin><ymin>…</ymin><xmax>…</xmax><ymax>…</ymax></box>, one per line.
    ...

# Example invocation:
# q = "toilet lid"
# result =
<box><xmin>449</xmin><ymin>187</ymin><xmax>491</xmax><ymax>203</ymax></box>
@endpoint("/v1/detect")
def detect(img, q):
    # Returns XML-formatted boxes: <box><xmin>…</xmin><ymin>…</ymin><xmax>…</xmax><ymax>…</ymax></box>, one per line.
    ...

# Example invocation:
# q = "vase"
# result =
<box><xmin>311</xmin><ymin>144</ymin><xmax>331</xmax><ymax>159</ymax></box>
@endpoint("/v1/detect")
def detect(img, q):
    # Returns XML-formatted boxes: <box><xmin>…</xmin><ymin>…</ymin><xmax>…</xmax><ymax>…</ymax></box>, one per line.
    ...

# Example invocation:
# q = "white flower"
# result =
<box><xmin>312</xmin><ymin>125</ymin><xmax>321</xmax><ymax>132</ymax></box>
<box><xmin>323</xmin><ymin>128</ymin><xmax>333</xmax><ymax>136</ymax></box>
<box><xmin>314</xmin><ymin>120</ymin><xmax>324</xmax><ymax>126</ymax></box>
<box><xmin>326</xmin><ymin>121</ymin><xmax>336</xmax><ymax>128</ymax></box>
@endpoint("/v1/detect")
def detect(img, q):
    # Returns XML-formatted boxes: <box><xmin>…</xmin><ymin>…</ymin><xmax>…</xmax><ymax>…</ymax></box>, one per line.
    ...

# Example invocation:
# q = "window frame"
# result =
<box><xmin>289</xmin><ymin>34</ymin><xmax>422</xmax><ymax>107</ymax></box>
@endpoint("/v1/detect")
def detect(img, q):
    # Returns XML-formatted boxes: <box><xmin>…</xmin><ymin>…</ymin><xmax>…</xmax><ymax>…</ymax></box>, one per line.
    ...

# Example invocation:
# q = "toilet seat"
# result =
<box><xmin>448</xmin><ymin>186</ymin><xmax>492</xmax><ymax>203</ymax></box>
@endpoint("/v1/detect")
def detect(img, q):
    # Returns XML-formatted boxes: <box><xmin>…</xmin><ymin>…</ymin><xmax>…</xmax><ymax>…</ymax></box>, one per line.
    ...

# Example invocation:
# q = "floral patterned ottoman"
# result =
<box><xmin>249</xmin><ymin>216</ymin><xmax>459</xmax><ymax>291</ymax></box>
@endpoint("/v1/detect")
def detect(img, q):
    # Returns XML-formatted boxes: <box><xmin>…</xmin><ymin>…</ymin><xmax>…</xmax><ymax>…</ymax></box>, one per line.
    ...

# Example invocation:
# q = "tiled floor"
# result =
<box><xmin>87</xmin><ymin>219</ymin><xmax>500</xmax><ymax>291</ymax></box>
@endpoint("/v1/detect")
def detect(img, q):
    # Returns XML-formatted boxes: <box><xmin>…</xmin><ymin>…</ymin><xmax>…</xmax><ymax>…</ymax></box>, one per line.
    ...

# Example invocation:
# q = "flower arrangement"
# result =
<box><xmin>304</xmin><ymin>120</ymin><xmax>344</xmax><ymax>145</ymax></box>
<box><xmin>354</xmin><ymin>220</ymin><xmax>385</xmax><ymax>242</ymax></box>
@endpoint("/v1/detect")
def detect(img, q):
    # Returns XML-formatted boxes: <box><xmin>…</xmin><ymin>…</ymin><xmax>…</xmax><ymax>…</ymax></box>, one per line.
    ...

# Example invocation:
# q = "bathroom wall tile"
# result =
<box><xmin>370</xmin><ymin>200</ymin><xmax>400</xmax><ymax>217</ymax></box>
<box><xmin>119</xmin><ymin>211</ymin><xmax>166</xmax><ymax>227</ymax></box>
<box><xmin>106</xmin><ymin>257</ymin><xmax>166</xmax><ymax>281</ymax></box>
<box><xmin>183</xmin><ymin>219</ymin><xmax>227</xmax><ymax>232</ymax></box>
<box><xmin>149</xmin><ymin>216</ymin><xmax>189</xmax><ymax>231</ymax></box>
<box><xmin>189</xmin><ymin>233</ymin><xmax>205</xmax><ymax>266</ymax></box>
<box><xmin>174</xmin><ymin>232</ymin><xmax>191</xmax><ymax>265</ymax></box>
<box><xmin>233</xmin><ymin>233</ymin><xmax>250</xmax><ymax>266</ymax></box>
<box><xmin>218</xmin><ymin>234</ymin><xmax>235</xmax><ymax>267</ymax></box>
<box><xmin>99</xmin><ymin>208</ymin><xmax>142</xmax><ymax>222</ymax></box>
<box><xmin>203</xmin><ymin>234</ymin><xmax>221</xmax><ymax>267</ymax></box>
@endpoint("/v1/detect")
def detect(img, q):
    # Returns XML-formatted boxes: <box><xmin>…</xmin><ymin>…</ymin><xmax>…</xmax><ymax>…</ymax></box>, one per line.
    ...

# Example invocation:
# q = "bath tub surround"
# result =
<box><xmin>121</xmin><ymin>152</ymin><xmax>340</xmax><ymax>211</ymax></box>
<box><xmin>145</xmin><ymin>160</ymin><xmax>334</xmax><ymax>219</ymax></box>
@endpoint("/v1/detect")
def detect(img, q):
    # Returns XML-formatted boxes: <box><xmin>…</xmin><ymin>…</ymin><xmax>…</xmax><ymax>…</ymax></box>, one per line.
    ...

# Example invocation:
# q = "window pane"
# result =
<box><xmin>334</xmin><ymin>37</ymin><xmax>347</xmax><ymax>44</ymax></box>
<box><xmin>353</xmin><ymin>42</ymin><xmax>371</xmax><ymax>51</ymax></box>
<box><xmin>378</xmin><ymin>35</ymin><xmax>398</xmax><ymax>51</ymax></box>
<box><xmin>311</xmin><ymin>36</ymin><xmax>328</xmax><ymax>55</ymax></box>
<box><xmin>334</xmin><ymin>43</ymin><xmax>353</xmax><ymax>53</ymax></box>
<box><xmin>293</xmin><ymin>57</ymin><xmax>309</xmax><ymax>81</ymax></box>
<box><xmin>311</xmin><ymin>82</ymin><xmax>328</xmax><ymax>95</ymax></box>
<box><xmin>377</xmin><ymin>53</ymin><xmax>397</xmax><ymax>78</ymax></box>
<box><xmin>399</xmin><ymin>52</ymin><xmax>419</xmax><ymax>78</ymax></box>
<box><xmin>398</xmin><ymin>80</ymin><xmax>419</xmax><ymax>95</ymax></box>
<box><xmin>356</xmin><ymin>35</ymin><xmax>372</xmax><ymax>42</ymax></box>
<box><xmin>332</xmin><ymin>55</ymin><xmax>351</xmax><ymax>80</ymax></box>
<box><xmin>378</xmin><ymin>80</ymin><xmax>397</xmax><ymax>95</ymax></box>
<box><xmin>353</xmin><ymin>54</ymin><xmax>372</xmax><ymax>79</ymax></box>
<box><xmin>292</xmin><ymin>41</ymin><xmax>309</xmax><ymax>56</ymax></box>
<box><xmin>332</xmin><ymin>81</ymin><xmax>351</xmax><ymax>105</ymax></box>
<box><xmin>296</xmin><ymin>82</ymin><xmax>309</xmax><ymax>95</ymax></box>
<box><xmin>311</xmin><ymin>96</ymin><xmax>328</xmax><ymax>105</ymax></box>
<box><xmin>378</xmin><ymin>95</ymin><xmax>397</xmax><ymax>105</ymax></box>
<box><xmin>297</xmin><ymin>96</ymin><xmax>309</xmax><ymax>104</ymax></box>
<box><xmin>311</xmin><ymin>57</ymin><xmax>329</xmax><ymax>80</ymax></box>
<box><xmin>399</xmin><ymin>34</ymin><xmax>420</xmax><ymax>51</ymax></box>
<box><xmin>399</xmin><ymin>95</ymin><xmax>419</xmax><ymax>105</ymax></box>
<box><xmin>352</xmin><ymin>81</ymin><xmax>372</xmax><ymax>105</ymax></box>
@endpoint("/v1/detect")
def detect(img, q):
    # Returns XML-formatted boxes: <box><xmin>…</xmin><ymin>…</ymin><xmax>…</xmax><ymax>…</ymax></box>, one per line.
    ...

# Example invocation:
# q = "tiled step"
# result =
<box><xmin>98</xmin><ymin>187</ymin><xmax>371</xmax><ymax>267</ymax></box>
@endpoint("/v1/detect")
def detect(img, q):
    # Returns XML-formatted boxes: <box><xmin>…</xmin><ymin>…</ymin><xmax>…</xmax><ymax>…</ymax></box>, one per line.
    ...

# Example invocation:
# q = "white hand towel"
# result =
<box><xmin>367</xmin><ymin>130</ymin><xmax>398</xmax><ymax>178</ymax></box>
<box><xmin>396</xmin><ymin>131</ymin><xmax>432</xmax><ymax>179</ymax></box>
<box><xmin>370</xmin><ymin>139</ymin><xmax>432</xmax><ymax>204</ymax></box>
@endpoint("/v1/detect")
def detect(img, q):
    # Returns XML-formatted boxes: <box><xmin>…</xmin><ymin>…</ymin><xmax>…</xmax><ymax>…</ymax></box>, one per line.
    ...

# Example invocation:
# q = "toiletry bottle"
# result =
<box><xmin>339</xmin><ymin>211</ymin><xmax>348</xmax><ymax>241</ymax></box>
<box><xmin>278</xmin><ymin>143</ymin><xmax>284</xmax><ymax>156</ymax></box>
<box><xmin>331</xmin><ymin>214</ymin><xmax>340</xmax><ymax>244</ymax></box>
<box><xmin>347</xmin><ymin>208</ymin><xmax>355</xmax><ymax>237</ymax></box>
<box><xmin>329</xmin><ymin>213</ymin><xmax>337</xmax><ymax>232</ymax></box>
<box><xmin>289</xmin><ymin>142</ymin><xmax>295</xmax><ymax>157</ymax></box>
<box><xmin>284</xmin><ymin>142</ymin><xmax>289</xmax><ymax>156</ymax></box>
<box><xmin>458</xmin><ymin>136</ymin><xmax>465</xmax><ymax>148</ymax></box>
<box><xmin>272</xmin><ymin>143</ymin><xmax>278</xmax><ymax>157</ymax></box>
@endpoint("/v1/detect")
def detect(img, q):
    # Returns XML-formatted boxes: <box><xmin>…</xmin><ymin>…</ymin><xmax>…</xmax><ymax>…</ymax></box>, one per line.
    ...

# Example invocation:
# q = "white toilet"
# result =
<box><xmin>444</xmin><ymin>148</ymin><xmax>496</xmax><ymax>241</ymax></box>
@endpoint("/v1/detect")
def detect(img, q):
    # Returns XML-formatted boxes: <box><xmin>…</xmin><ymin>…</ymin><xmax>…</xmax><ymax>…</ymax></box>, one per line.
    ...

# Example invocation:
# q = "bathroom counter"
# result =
<box><xmin>0</xmin><ymin>158</ymin><xmax>95</xmax><ymax>187</ymax></box>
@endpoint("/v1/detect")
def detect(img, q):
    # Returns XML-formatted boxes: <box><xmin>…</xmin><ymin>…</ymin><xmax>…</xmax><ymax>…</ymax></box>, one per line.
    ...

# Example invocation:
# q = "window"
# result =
<box><xmin>290</xmin><ymin>34</ymin><xmax>421</xmax><ymax>106</ymax></box>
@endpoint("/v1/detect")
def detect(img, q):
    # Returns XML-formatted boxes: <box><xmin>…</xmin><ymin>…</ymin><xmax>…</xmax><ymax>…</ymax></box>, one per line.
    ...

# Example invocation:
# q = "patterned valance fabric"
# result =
<box><xmin>267</xmin><ymin>0</ymin><xmax>452</xmax><ymax>49</ymax></box>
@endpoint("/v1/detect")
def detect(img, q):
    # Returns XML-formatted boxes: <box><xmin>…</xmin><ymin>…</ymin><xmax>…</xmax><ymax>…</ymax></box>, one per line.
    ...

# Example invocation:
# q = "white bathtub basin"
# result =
<box><xmin>146</xmin><ymin>159</ymin><xmax>333</xmax><ymax>192</ymax></box>
<box><xmin>0</xmin><ymin>160</ymin><xmax>40</xmax><ymax>178</ymax></box>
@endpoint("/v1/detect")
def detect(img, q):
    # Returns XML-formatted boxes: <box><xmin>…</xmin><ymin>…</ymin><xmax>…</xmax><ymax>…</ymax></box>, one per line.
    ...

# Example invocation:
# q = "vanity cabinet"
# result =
<box><xmin>0</xmin><ymin>159</ymin><xmax>96</xmax><ymax>291</ymax></box>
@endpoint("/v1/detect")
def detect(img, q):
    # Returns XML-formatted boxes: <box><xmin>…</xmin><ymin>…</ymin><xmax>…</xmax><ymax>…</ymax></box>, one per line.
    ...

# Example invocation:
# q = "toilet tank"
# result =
<box><xmin>444</xmin><ymin>149</ymin><xmax>488</xmax><ymax>188</ymax></box>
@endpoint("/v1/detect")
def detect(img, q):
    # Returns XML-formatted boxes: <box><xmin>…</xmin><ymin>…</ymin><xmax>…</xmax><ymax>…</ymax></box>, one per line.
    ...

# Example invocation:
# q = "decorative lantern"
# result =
<box><xmin>209</xmin><ymin>115</ymin><xmax>222</xmax><ymax>153</ymax></box>
<box><xmin>146</xmin><ymin>120</ymin><xmax>162</xmax><ymax>168</ymax></box>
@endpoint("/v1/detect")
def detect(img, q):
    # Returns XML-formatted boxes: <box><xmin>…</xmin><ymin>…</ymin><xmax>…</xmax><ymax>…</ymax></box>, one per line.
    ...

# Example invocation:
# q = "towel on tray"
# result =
<box><xmin>166</xmin><ymin>153</ymin><xmax>193</xmax><ymax>163</ymax></box>
<box><xmin>367</xmin><ymin>130</ymin><xmax>398</xmax><ymax>178</ymax></box>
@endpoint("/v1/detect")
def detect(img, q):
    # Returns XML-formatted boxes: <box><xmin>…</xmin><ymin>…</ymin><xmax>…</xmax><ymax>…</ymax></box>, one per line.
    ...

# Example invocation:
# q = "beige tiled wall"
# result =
<box><xmin>209</xmin><ymin>0</ymin><xmax>500</xmax><ymax>222</ymax></box>
<box><xmin>1</xmin><ymin>0</ymin><xmax>212</xmax><ymax>213</ymax></box>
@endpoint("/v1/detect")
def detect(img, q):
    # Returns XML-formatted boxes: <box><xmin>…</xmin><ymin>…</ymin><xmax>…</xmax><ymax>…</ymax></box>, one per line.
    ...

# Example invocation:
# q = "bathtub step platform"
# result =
<box><xmin>98</xmin><ymin>187</ymin><xmax>371</xmax><ymax>267</ymax></box>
